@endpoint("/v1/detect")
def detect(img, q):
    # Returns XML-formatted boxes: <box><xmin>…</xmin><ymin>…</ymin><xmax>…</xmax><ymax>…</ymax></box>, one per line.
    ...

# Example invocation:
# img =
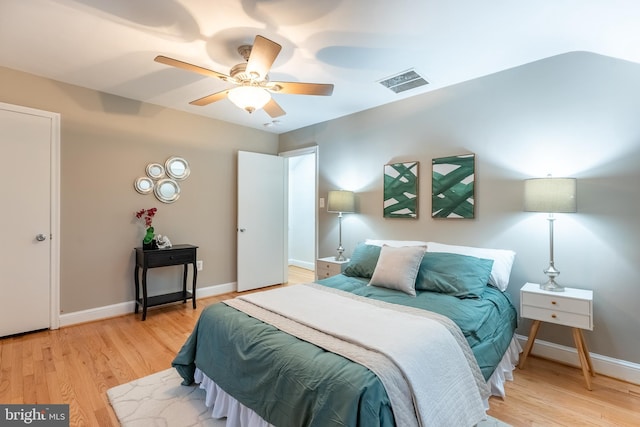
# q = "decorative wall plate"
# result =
<box><xmin>154</xmin><ymin>178</ymin><xmax>180</xmax><ymax>203</ymax></box>
<box><xmin>134</xmin><ymin>177</ymin><xmax>154</xmax><ymax>194</ymax></box>
<box><xmin>146</xmin><ymin>163</ymin><xmax>165</xmax><ymax>179</ymax></box>
<box><xmin>165</xmin><ymin>156</ymin><xmax>190</xmax><ymax>180</ymax></box>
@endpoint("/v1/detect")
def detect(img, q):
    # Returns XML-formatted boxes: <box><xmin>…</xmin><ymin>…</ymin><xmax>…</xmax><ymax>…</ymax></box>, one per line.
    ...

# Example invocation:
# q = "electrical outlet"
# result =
<box><xmin>319</xmin><ymin>197</ymin><xmax>325</xmax><ymax>208</ymax></box>
<box><xmin>196</xmin><ymin>260</ymin><xmax>203</xmax><ymax>271</ymax></box>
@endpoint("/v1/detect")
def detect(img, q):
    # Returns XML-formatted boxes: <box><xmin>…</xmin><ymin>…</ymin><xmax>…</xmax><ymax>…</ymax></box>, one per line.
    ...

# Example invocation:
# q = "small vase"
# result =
<box><xmin>142</xmin><ymin>227</ymin><xmax>157</xmax><ymax>250</ymax></box>
<box><xmin>142</xmin><ymin>240</ymin><xmax>158</xmax><ymax>250</ymax></box>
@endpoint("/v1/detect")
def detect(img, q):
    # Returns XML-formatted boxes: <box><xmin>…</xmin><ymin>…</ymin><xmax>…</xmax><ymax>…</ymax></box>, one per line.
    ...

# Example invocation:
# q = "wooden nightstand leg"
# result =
<box><xmin>573</xmin><ymin>328</ymin><xmax>593</xmax><ymax>390</ymax></box>
<box><xmin>519</xmin><ymin>320</ymin><xmax>541</xmax><ymax>369</ymax></box>
<box><xmin>575</xmin><ymin>328</ymin><xmax>596</xmax><ymax>378</ymax></box>
<box><xmin>577</xmin><ymin>329</ymin><xmax>595</xmax><ymax>377</ymax></box>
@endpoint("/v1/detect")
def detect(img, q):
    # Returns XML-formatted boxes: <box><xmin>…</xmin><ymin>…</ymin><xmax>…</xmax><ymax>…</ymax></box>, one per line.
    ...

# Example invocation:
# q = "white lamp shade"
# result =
<box><xmin>228</xmin><ymin>86</ymin><xmax>271</xmax><ymax>113</ymax></box>
<box><xmin>327</xmin><ymin>190</ymin><xmax>355</xmax><ymax>213</ymax></box>
<box><xmin>524</xmin><ymin>178</ymin><xmax>577</xmax><ymax>213</ymax></box>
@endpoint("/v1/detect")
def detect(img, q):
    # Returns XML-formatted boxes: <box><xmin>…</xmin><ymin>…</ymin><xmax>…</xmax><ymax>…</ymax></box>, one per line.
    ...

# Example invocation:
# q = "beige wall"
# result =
<box><xmin>0</xmin><ymin>65</ymin><xmax>278</xmax><ymax>313</ymax></box>
<box><xmin>280</xmin><ymin>52</ymin><xmax>640</xmax><ymax>365</ymax></box>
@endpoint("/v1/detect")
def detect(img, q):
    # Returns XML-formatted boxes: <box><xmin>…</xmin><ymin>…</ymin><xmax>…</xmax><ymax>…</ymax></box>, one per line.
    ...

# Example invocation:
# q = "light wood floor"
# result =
<box><xmin>1</xmin><ymin>266</ymin><xmax>639</xmax><ymax>426</ymax></box>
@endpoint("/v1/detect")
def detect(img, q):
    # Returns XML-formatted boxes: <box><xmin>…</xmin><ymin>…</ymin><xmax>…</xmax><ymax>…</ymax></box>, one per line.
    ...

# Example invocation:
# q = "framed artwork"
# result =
<box><xmin>383</xmin><ymin>161</ymin><xmax>419</xmax><ymax>218</ymax></box>
<box><xmin>432</xmin><ymin>154</ymin><xmax>475</xmax><ymax>219</ymax></box>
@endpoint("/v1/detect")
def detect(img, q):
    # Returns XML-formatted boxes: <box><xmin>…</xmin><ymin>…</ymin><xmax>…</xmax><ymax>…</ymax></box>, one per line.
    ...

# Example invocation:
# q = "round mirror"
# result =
<box><xmin>134</xmin><ymin>177</ymin><xmax>154</xmax><ymax>194</ymax></box>
<box><xmin>146</xmin><ymin>163</ymin><xmax>165</xmax><ymax>180</ymax></box>
<box><xmin>165</xmin><ymin>156</ymin><xmax>190</xmax><ymax>180</ymax></box>
<box><xmin>154</xmin><ymin>178</ymin><xmax>180</xmax><ymax>203</ymax></box>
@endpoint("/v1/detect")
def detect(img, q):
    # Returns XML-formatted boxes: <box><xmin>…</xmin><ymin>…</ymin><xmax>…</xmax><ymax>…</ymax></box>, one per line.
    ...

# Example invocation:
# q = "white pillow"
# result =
<box><xmin>369</xmin><ymin>245</ymin><xmax>427</xmax><ymax>296</ymax></box>
<box><xmin>365</xmin><ymin>239</ymin><xmax>427</xmax><ymax>247</ymax></box>
<box><xmin>426</xmin><ymin>242</ymin><xmax>516</xmax><ymax>291</ymax></box>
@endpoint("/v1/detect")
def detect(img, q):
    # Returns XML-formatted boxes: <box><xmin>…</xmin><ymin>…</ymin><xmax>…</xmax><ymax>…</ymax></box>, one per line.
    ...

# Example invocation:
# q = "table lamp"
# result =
<box><xmin>524</xmin><ymin>177</ymin><xmax>577</xmax><ymax>292</ymax></box>
<box><xmin>327</xmin><ymin>190</ymin><xmax>355</xmax><ymax>261</ymax></box>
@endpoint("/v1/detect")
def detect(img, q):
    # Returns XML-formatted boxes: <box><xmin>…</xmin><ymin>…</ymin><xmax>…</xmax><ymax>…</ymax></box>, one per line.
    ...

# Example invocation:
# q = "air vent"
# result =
<box><xmin>378</xmin><ymin>69</ymin><xmax>429</xmax><ymax>94</ymax></box>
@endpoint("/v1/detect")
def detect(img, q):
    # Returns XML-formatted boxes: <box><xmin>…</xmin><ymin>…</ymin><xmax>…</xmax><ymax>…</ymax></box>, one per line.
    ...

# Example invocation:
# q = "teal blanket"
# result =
<box><xmin>173</xmin><ymin>301</ymin><xmax>393</xmax><ymax>427</ymax></box>
<box><xmin>173</xmin><ymin>276</ymin><xmax>516</xmax><ymax>426</ymax></box>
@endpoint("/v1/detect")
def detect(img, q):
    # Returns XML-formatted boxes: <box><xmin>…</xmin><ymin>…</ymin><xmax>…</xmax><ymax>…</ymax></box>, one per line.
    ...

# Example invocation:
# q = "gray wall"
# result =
<box><xmin>280</xmin><ymin>52</ymin><xmax>640</xmax><ymax>365</ymax></box>
<box><xmin>0</xmin><ymin>65</ymin><xmax>278</xmax><ymax>313</ymax></box>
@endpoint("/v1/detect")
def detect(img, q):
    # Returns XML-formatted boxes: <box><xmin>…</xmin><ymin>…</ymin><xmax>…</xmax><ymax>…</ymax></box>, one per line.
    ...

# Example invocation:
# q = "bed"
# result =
<box><xmin>173</xmin><ymin>240</ymin><xmax>520</xmax><ymax>427</ymax></box>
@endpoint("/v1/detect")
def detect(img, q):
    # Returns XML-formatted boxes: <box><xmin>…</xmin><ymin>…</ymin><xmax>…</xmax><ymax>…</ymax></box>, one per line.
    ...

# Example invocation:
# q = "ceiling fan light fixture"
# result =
<box><xmin>155</xmin><ymin>35</ymin><xmax>331</xmax><ymax>118</ymax></box>
<box><xmin>228</xmin><ymin>86</ymin><xmax>271</xmax><ymax>113</ymax></box>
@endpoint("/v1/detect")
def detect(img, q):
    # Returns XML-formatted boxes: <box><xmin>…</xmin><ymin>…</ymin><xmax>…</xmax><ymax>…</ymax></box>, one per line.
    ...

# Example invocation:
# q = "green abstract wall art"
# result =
<box><xmin>383</xmin><ymin>161</ymin><xmax>419</xmax><ymax>218</ymax></box>
<box><xmin>432</xmin><ymin>154</ymin><xmax>475</xmax><ymax>219</ymax></box>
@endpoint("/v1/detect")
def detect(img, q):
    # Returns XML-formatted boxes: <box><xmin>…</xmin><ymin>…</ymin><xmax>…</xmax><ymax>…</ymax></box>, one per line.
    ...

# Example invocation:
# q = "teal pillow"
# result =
<box><xmin>415</xmin><ymin>252</ymin><xmax>494</xmax><ymax>297</ymax></box>
<box><xmin>343</xmin><ymin>243</ymin><xmax>381</xmax><ymax>278</ymax></box>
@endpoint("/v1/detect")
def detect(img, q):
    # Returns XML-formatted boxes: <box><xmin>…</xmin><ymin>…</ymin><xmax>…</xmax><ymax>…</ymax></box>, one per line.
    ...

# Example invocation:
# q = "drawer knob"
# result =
<box><xmin>551</xmin><ymin>301</ymin><xmax>557</xmax><ymax>305</ymax></box>
<box><xmin>551</xmin><ymin>314</ymin><xmax>557</xmax><ymax>319</ymax></box>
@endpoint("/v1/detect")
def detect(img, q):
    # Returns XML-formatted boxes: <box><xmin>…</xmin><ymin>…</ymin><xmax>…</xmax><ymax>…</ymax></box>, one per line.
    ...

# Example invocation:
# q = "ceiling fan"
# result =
<box><xmin>154</xmin><ymin>35</ymin><xmax>334</xmax><ymax>118</ymax></box>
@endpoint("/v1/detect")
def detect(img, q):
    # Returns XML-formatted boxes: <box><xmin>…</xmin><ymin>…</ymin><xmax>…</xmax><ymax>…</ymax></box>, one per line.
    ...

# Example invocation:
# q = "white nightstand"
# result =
<box><xmin>316</xmin><ymin>257</ymin><xmax>350</xmax><ymax>280</ymax></box>
<box><xmin>518</xmin><ymin>282</ymin><xmax>595</xmax><ymax>390</ymax></box>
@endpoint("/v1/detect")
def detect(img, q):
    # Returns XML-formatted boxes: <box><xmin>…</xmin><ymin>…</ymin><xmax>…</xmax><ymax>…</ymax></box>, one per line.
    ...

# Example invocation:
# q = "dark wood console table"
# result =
<box><xmin>134</xmin><ymin>244</ymin><xmax>198</xmax><ymax>320</ymax></box>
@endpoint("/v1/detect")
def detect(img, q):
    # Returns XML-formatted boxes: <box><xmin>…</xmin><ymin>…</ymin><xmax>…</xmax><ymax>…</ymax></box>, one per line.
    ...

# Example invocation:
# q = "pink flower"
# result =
<box><xmin>136</xmin><ymin>208</ymin><xmax>157</xmax><ymax>228</ymax></box>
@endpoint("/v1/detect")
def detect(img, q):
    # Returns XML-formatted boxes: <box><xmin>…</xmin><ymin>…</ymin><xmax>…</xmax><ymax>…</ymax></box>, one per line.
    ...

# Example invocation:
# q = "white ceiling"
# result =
<box><xmin>2</xmin><ymin>0</ymin><xmax>640</xmax><ymax>134</ymax></box>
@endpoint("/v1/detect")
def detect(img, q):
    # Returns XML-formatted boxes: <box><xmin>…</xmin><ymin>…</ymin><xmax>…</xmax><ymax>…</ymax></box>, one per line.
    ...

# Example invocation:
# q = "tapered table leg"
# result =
<box><xmin>519</xmin><ymin>320</ymin><xmax>541</xmax><ymax>369</ymax></box>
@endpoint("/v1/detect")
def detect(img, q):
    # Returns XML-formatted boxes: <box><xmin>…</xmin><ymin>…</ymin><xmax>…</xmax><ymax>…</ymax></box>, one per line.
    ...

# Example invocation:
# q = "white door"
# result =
<box><xmin>237</xmin><ymin>151</ymin><xmax>286</xmax><ymax>291</ymax></box>
<box><xmin>0</xmin><ymin>103</ymin><xmax>59</xmax><ymax>337</ymax></box>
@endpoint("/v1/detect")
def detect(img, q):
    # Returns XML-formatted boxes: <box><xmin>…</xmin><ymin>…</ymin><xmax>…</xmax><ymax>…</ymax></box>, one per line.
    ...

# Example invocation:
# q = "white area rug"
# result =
<box><xmin>108</xmin><ymin>368</ymin><xmax>511</xmax><ymax>427</ymax></box>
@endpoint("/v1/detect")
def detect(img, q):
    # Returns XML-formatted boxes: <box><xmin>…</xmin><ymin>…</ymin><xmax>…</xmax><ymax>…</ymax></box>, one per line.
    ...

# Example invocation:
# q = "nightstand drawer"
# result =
<box><xmin>521</xmin><ymin>305</ymin><xmax>592</xmax><ymax>329</ymax></box>
<box><xmin>316</xmin><ymin>257</ymin><xmax>349</xmax><ymax>279</ymax></box>
<box><xmin>145</xmin><ymin>248</ymin><xmax>195</xmax><ymax>267</ymax></box>
<box><xmin>521</xmin><ymin>292</ymin><xmax>591</xmax><ymax>315</ymax></box>
<box><xmin>316</xmin><ymin>262</ymin><xmax>342</xmax><ymax>277</ymax></box>
<box><xmin>317</xmin><ymin>269</ymin><xmax>335</xmax><ymax>279</ymax></box>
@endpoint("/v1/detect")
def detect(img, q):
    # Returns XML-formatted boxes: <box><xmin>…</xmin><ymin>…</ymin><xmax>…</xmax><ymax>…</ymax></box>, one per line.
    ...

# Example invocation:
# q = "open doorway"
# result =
<box><xmin>280</xmin><ymin>147</ymin><xmax>317</xmax><ymax>276</ymax></box>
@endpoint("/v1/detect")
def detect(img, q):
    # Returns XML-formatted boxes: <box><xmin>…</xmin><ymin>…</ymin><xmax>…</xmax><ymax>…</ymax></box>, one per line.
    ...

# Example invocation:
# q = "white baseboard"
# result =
<box><xmin>59</xmin><ymin>282</ymin><xmax>237</xmax><ymax>327</ymax></box>
<box><xmin>516</xmin><ymin>334</ymin><xmax>640</xmax><ymax>386</ymax></box>
<box><xmin>288</xmin><ymin>259</ymin><xmax>315</xmax><ymax>271</ymax></box>
<box><xmin>196</xmin><ymin>282</ymin><xmax>236</xmax><ymax>298</ymax></box>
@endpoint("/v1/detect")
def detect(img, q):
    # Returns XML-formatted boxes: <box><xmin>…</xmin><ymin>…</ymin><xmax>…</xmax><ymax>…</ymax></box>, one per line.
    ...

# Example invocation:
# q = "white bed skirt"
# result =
<box><xmin>194</xmin><ymin>335</ymin><xmax>522</xmax><ymax>427</ymax></box>
<box><xmin>487</xmin><ymin>336</ymin><xmax>522</xmax><ymax>399</ymax></box>
<box><xmin>194</xmin><ymin>368</ymin><xmax>274</xmax><ymax>427</ymax></box>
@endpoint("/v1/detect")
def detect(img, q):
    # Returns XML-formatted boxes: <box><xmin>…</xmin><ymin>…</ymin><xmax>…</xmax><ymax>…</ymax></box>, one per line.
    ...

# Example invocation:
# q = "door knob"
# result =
<box><xmin>239</xmin><ymin>228</ymin><xmax>246</xmax><ymax>232</ymax></box>
<box><xmin>36</xmin><ymin>233</ymin><xmax>47</xmax><ymax>242</ymax></box>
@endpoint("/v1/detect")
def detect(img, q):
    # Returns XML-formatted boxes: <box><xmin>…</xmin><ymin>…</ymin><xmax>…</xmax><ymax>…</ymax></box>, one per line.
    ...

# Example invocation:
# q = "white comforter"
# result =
<box><xmin>227</xmin><ymin>283</ymin><xmax>488</xmax><ymax>427</ymax></box>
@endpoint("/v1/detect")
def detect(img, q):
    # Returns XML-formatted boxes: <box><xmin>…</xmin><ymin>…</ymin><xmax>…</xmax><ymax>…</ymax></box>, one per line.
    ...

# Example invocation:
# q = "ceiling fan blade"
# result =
<box><xmin>245</xmin><ymin>36</ymin><xmax>282</xmax><ymax>80</ymax></box>
<box><xmin>189</xmin><ymin>90</ymin><xmax>229</xmax><ymax>106</ymax></box>
<box><xmin>263</xmin><ymin>98</ymin><xmax>286</xmax><ymax>118</ymax></box>
<box><xmin>269</xmin><ymin>81</ymin><xmax>334</xmax><ymax>96</ymax></box>
<box><xmin>155</xmin><ymin>55</ymin><xmax>230</xmax><ymax>81</ymax></box>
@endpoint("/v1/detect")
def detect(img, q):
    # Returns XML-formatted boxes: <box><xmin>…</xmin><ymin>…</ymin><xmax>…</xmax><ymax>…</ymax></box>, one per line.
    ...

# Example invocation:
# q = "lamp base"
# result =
<box><xmin>540</xmin><ymin>278</ymin><xmax>564</xmax><ymax>292</ymax></box>
<box><xmin>541</xmin><ymin>264</ymin><xmax>564</xmax><ymax>292</ymax></box>
<box><xmin>335</xmin><ymin>245</ymin><xmax>346</xmax><ymax>262</ymax></box>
